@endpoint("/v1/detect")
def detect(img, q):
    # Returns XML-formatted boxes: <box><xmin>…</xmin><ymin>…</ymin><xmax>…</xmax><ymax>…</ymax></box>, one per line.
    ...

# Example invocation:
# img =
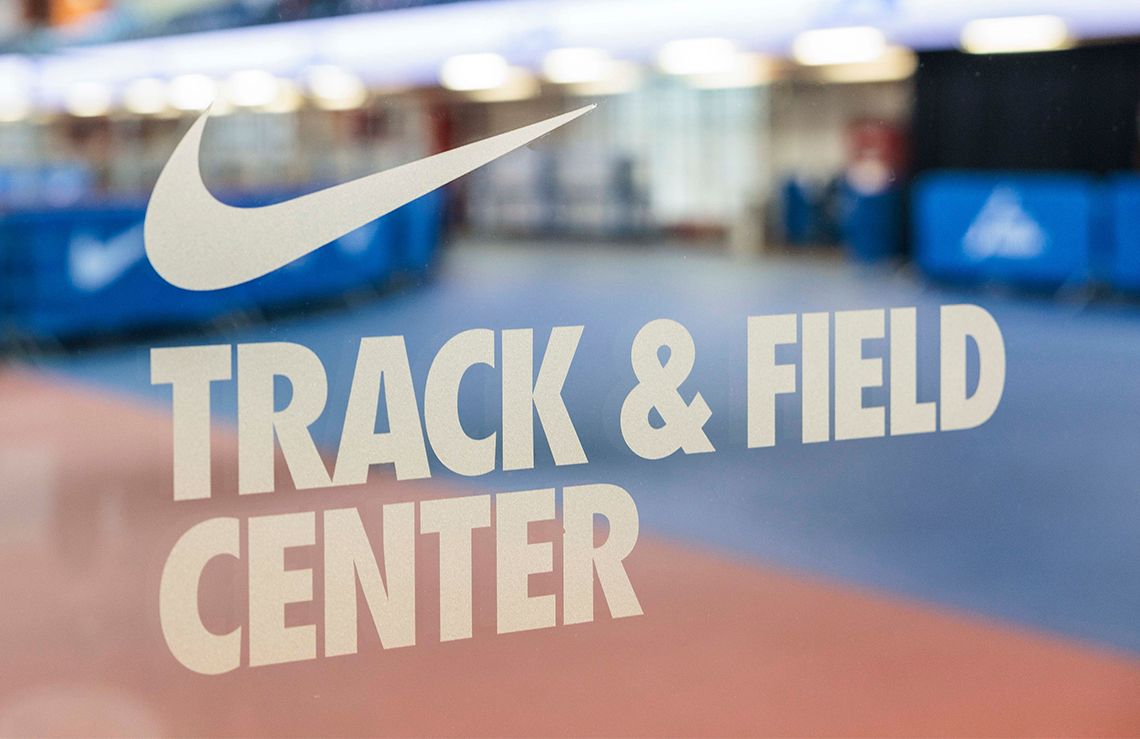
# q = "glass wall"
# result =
<box><xmin>1</xmin><ymin>1</ymin><xmax>1139</xmax><ymax>736</ymax></box>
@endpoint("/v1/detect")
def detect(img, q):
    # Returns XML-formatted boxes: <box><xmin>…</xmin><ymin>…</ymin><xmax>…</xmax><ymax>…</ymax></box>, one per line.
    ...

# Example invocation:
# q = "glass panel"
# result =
<box><xmin>0</xmin><ymin>2</ymin><xmax>1138</xmax><ymax>736</ymax></box>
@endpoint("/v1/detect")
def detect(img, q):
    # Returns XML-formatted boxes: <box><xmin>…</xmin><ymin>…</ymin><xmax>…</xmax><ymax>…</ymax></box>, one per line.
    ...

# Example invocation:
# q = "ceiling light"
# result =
<box><xmin>225</xmin><ymin>70</ymin><xmax>279</xmax><ymax>108</ymax></box>
<box><xmin>542</xmin><ymin>47</ymin><xmax>612</xmax><ymax>84</ymax></box>
<box><xmin>0</xmin><ymin>58</ymin><xmax>31</xmax><ymax>123</ymax></box>
<box><xmin>440</xmin><ymin>53</ymin><xmax>509</xmax><ymax>91</ymax></box>
<box><xmin>0</xmin><ymin>85</ymin><xmax>29</xmax><ymax>122</ymax></box>
<box><xmin>657</xmin><ymin>38</ymin><xmax>739</xmax><ymax>76</ymax></box>
<box><xmin>467</xmin><ymin>67</ymin><xmax>539</xmax><ymax>102</ymax></box>
<box><xmin>960</xmin><ymin>15</ymin><xmax>1072</xmax><ymax>54</ymax></box>
<box><xmin>65</xmin><ymin>81</ymin><xmax>111</xmax><ymax>118</ymax></box>
<box><xmin>123</xmin><ymin>77</ymin><xmax>167</xmax><ymax>115</ymax></box>
<box><xmin>0</xmin><ymin>96</ymin><xmax>29</xmax><ymax>122</ymax></box>
<box><xmin>168</xmin><ymin>74</ymin><xmax>217</xmax><ymax>111</ymax></box>
<box><xmin>793</xmin><ymin>26</ymin><xmax>886</xmax><ymax>66</ymax></box>
<box><xmin>307</xmin><ymin>65</ymin><xmax>367</xmax><ymax>110</ymax></box>
<box><xmin>687</xmin><ymin>52</ymin><xmax>773</xmax><ymax>89</ymax></box>
<box><xmin>817</xmin><ymin>45</ymin><xmax>918</xmax><ymax>83</ymax></box>
<box><xmin>261</xmin><ymin>78</ymin><xmax>302</xmax><ymax>113</ymax></box>
<box><xmin>566</xmin><ymin>60</ymin><xmax>642</xmax><ymax>97</ymax></box>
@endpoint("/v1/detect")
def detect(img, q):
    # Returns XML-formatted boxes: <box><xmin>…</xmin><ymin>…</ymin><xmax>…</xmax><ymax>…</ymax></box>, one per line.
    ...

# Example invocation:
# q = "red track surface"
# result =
<box><xmin>1</xmin><ymin>369</ymin><xmax>1139</xmax><ymax>737</ymax></box>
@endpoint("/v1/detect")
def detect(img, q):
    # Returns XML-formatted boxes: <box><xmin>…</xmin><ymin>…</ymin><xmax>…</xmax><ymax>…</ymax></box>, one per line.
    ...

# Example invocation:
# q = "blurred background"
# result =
<box><xmin>2</xmin><ymin>0</ymin><xmax>1140</xmax><ymax>340</ymax></box>
<box><xmin>6</xmin><ymin>1</ymin><xmax>1140</xmax><ymax>736</ymax></box>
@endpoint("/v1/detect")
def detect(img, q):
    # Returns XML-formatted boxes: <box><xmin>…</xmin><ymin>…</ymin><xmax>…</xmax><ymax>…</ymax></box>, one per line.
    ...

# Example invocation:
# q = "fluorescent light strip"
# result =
<box><xmin>65</xmin><ymin>81</ymin><xmax>112</xmax><ymax>117</ymax></box>
<box><xmin>168</xmin><ymin>74</ymin><xmax>217</xmax><ymax>112</ymax></box>
<box><xmin>123</xmin><ymin>77</ymin><xmax>167</xmax><ymax>114</ymax></box>
<box><xmin>466</xmin><ymin>67</ymin><xmax>540</xmax><ymax>102</ymax></box>
<box><xmin>225</xmin><ymin>70</ymin><xmax>280</xmax><ymax>107</ymax></box>
<box><xmin>543</xmin><ymin>47</ymin><xmax>612</xmax><ymax>84</ymax></box>
<box><xmin>817</xmin><ymin>46</ymin><xmax>918</xmax><ymax>84</ymax></box>
<box><xmin>306</xmin><ymin>65</ymin><xmax>367</xmax><ymax>110</ymax></box>
<box><xmin>1</xmin><ymin>1</ymin><xmax>1116</xmax><ymax>111</ymax></box>
<box><xmin>960</xmin><ymin>15</ymin><xmax>1073</xmax><ymax>54</ymax></box>
<box><xmin>658</xmin><ymin>38</ymin><xmax>739</xmax><ymax>76</ymax></box>
<box><xmin>793</xmin><ymin>26</ymin><xmax>887</xmax><ymax>66</ymax></box>
<box><xmin>439</xmin><ymin>53</ymin><xmax>509</xmax><ymax>91</ymax></box>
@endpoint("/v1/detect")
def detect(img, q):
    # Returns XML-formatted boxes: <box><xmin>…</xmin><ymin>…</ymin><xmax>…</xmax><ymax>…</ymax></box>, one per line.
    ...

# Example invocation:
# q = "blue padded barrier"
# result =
<box><xmin>837</xmin><ymin>178</ymin><xmax>902</xmax><ymax>261</ymax></box>
<box><xmin>913</xmin><ymin>172</ymin><xmax>1094</xmax><ymax>286</ymax></box>
<box><xmin>1107</xmin><ymin>175</ymin><xmax>1140</xmax><ymax>290</ymax></box>
<box><xmin>3</xmin><ymin>189</ymin><xmax>444</xmax><ymax>340</ymax></box>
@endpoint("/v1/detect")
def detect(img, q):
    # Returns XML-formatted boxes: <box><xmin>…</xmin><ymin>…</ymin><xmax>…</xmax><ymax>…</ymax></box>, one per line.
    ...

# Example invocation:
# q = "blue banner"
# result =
<box><xmin>837</xmin><ymin>179</ymin><xmax>901</xmax><ymax>261</ymax></box>
<box><xmin>913</xmin><ymin>172</ymin><xmax>1094</xmax><ymax>285</ymax></box>
<box><xmin>3</xmin><ymin>190</ymin><xmax>444</xmax><ymax>340</ymax></box>
<box><xmin>1107</xmin><ymin>175</ymin><xmax>1140</xmax><ymax>290</ymax></box>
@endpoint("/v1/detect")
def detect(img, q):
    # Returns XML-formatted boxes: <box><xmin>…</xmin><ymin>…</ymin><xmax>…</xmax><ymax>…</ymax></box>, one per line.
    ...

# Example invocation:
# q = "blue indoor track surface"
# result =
<box><xmin>32</xmin><ymin>239</ymin><xmax>1140</xmax><ymax>656</ymax></box>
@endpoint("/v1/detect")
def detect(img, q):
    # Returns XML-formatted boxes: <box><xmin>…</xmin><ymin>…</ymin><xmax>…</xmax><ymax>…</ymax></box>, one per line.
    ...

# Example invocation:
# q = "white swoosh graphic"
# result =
<box><xmin>69</xmin><ymin>222</ymin><xmax>145</xmax><ymax>292</ymax></box>
<box><xmin>144</xmin><ymin>105</ymin><xmax>594</xmax><ymax>290</ymax></box>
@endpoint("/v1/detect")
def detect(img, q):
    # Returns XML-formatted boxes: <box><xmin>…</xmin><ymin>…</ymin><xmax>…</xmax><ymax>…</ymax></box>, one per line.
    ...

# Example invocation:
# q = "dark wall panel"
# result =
<box><xmin>913</xmin><ymin>44</ymin><xmax>1140</xmax><ymax>175</ymax></box>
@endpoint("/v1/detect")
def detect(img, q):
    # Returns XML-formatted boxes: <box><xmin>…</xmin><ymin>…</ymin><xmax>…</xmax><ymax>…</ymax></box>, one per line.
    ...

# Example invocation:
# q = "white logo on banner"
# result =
<box><xmin>962</xmin><ymin>186</ymin><xmax>1046</xmax><ymax>261</ymax></box>
<box><xmin>68</xmin><ymin>222</ymin><xmax>145</xmax><ymax>292</ymax></box>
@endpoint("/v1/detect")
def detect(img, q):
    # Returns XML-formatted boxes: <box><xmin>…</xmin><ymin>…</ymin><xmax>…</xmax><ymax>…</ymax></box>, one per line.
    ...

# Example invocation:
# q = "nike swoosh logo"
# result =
<box><xmin>144</xmin><ymin>105</ymin><xmax>594</xmax><ymax>290</ymax></box>
<box><xmin>69</xmin><ymin>222</ymin><xmax>145</xmax><ymax>292</ymax></box>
